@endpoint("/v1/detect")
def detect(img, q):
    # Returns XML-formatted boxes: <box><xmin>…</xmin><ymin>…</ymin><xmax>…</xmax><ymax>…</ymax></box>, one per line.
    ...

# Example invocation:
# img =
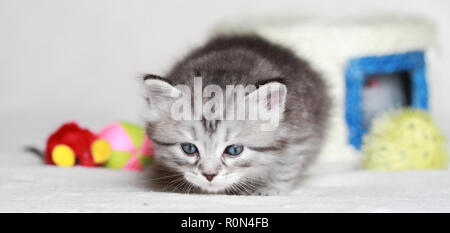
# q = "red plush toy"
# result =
<box><xmin>45</xmin><ymin>122</ymin><xmax>111</xmax><ymax>167</ymax></box>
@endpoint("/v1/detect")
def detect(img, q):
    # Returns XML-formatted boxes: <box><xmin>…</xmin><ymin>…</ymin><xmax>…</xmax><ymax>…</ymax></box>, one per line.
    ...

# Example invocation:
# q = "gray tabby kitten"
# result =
<box><xmin>143</xmin><ymin>35</ymin><xmax>330</xmax><ymax>195</ymax></box>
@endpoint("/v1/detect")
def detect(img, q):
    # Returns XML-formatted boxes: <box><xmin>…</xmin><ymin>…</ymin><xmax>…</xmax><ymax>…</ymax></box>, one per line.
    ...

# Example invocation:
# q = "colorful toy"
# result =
<box><xmin>98</xmin><ymin>122</ymin><xmax>153</xmax><ymax>171</ymax></box>
<box><xmin>44</xmin><ymin>121</ymin><xmax>153</xmax><ymax>171</ymax></box>
<box><xmin>45</xmin><ymin>122</ymin><xmax>111</xmax><ymax>167</ymax></box>
<box><xmin>362</xmin><ymin>109</ymin><xmax>448</xmax><ymax>171</ymax></box>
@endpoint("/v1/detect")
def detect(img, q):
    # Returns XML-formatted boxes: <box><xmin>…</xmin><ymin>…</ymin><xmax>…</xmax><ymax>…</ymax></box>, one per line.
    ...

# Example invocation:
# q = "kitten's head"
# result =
<box><xmin>143</xmin><ymin>76</ymin><xmax>287</xmax><ymax>193</ymax></box>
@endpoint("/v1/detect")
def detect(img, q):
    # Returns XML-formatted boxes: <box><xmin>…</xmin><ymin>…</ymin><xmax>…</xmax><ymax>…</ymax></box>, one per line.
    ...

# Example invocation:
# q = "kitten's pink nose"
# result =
<box><xmin>202</xmin><ymin>173</ymin><xmax>217</xmax><ymax>182</ymax></box>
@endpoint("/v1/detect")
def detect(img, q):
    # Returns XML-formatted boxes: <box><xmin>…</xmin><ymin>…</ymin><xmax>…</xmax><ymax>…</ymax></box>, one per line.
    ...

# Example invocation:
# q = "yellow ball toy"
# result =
<box><xmin>362</xmin><ymin>108</ymin><xmax>448</xmax><ymax>171</ymax></box>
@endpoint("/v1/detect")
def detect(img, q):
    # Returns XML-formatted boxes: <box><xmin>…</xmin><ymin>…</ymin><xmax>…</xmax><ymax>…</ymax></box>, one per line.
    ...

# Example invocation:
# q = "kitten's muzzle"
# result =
<box><xmin>202</xmin><ymin>173</ymin><xmax>217</xmax><ymax>182</ymax></box>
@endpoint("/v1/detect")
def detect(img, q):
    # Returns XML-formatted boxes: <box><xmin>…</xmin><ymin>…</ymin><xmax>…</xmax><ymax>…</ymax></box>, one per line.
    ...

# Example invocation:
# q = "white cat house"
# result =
<box><xmin>213</xmin><ymin>17</ymin><xmax>436</xmax><ymax>162</ymax></box>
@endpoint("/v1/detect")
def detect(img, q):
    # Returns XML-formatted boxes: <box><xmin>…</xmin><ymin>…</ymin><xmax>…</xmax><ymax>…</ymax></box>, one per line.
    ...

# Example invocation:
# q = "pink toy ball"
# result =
<box><xmin>98</xmin><ymin>121</ymin><xmax>154</xmax><ymax>171</ymax></box>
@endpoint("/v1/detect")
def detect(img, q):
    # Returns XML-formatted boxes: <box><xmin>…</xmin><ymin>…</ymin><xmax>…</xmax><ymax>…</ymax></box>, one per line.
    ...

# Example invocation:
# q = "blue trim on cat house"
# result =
<box><xmin>345</xmin><ymin>51</ymin><xmax>428</xmax><ymax>149</ymax></box>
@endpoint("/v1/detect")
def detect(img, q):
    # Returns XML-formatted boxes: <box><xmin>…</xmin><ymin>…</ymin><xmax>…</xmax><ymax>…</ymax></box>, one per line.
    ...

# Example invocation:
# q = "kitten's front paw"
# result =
<box><xmin>252</xmin><ymin>188</ymin><xmax>280</xmax><ymax>196</ymax></box>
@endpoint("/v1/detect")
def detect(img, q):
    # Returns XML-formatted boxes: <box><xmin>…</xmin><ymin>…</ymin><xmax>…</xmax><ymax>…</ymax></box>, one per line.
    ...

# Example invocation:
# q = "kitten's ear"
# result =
<box><xmin>247</xmin><ymin>81</ymin><xmax>287</xmax><ymax>113</ymax></box>
<box><xmin>143</xmin><ymin>75</ymin><xmax>182</xmax><ymax>122</ymax></box>
<box><xmin>143</xmin><ymin>75</ymin><xmax>181</xmax><ymax>104</ymax></box>
<box><xmin>245</xmin><ymin>81</ymin><xmax>287</xmax><ymax>131</ymax></box>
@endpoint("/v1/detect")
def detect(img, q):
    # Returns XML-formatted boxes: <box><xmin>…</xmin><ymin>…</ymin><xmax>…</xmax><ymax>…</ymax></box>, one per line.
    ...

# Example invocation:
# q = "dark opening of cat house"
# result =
<box><xmin>362</xmin><ymin>71</ymin><xmax>412</xmax><ymax>128</ymax></box>
<box><xmin>345</xmin><ymin>51</ymin><xmax>427</xmax><ymax>149</ymax></box>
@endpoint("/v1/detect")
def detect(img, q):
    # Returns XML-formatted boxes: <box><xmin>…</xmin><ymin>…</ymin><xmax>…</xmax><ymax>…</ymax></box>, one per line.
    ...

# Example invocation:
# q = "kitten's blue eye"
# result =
<box><xmin>224</xmin><ymin>145</ymin><xmax>244</xmax><ymax>156</ymax></box>
<box><xmin>181</xmin><ymin>143</ymin><xmax>198</xmax><ymax>155</ymax></box>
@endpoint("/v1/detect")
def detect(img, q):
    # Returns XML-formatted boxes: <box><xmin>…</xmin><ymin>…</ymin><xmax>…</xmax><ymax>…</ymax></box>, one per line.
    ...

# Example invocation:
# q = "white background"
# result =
<box><xmin>1</xmin><ymin>0</ymin><xmax>449</xmax><ymax>151</ymax></box>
